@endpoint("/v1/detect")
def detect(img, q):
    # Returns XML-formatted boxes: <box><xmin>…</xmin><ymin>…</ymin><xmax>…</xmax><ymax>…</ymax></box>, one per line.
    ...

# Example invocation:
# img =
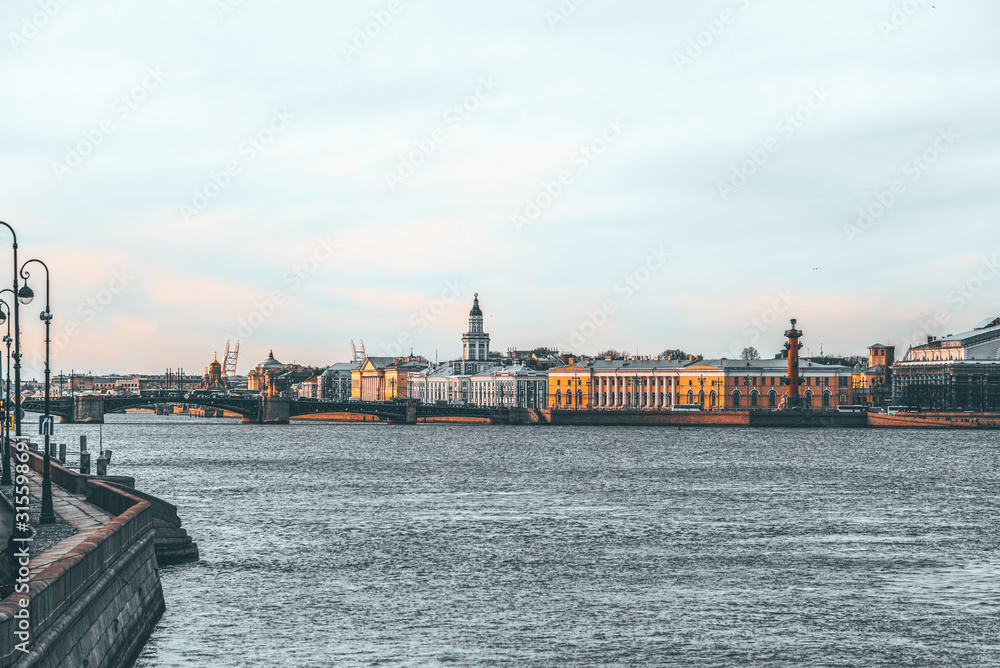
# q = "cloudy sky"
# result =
<box><xmin>1</xmin><ymin>0</ymin><xmax>998</xmax><ymax>376</ymax></box>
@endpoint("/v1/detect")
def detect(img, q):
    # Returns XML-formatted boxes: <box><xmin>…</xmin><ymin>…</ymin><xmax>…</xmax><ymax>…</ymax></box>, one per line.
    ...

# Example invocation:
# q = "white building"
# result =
<box><xmin>901</xmin><ymin>316</ymin><xmax>1000</xmax><ymax>362</ymax></box>
<box><xmin>321</xmin><ymin>361</ymin><xmax>360</xmax><ymax>402</ymax></box>
<box><xmin>470</xmin><ymin>364</ymin><xmax>548</xmax><ymax>409</ymax></box>
<box><xmin>406</xmin><ymin>295</ymin><xmax>553</xmax><ymax>408</ymax></box>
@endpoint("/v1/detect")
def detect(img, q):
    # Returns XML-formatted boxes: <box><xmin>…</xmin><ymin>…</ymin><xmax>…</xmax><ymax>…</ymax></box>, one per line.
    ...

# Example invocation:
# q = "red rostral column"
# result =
<box><xmin>784</xmin><ymin>318</ymin><xmax>803</xmax><ymax>409</ymax></box>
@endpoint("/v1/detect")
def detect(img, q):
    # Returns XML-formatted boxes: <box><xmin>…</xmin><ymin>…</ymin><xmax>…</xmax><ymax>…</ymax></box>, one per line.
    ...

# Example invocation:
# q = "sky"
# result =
<box><xmin>1</xmin><ymin>0</ymin><xmax>998</xmax><ymax>377</ymax></box>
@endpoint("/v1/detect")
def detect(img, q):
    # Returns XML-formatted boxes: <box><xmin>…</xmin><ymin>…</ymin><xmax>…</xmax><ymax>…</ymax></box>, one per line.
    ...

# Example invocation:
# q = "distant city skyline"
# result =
<box><xmin>3</xmin><ymin>1</ymin><xmax>998</xmax><ymax>375</ymax></box>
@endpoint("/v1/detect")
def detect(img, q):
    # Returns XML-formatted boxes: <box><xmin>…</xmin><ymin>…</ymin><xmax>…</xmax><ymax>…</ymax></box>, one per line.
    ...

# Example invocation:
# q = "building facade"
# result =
<box><xmin>548</xmin><ymin>357</ymin><xmax>854</xmax><ymax>410</ymax></box>
<box><xmin>893</xmin><ymin>317</ymin><xmax>1000</xmax><ymax>410</ymax></box>
<box><xmin>351</xmin><ymin>355</ymin><xmax>428</xmax><ymax>402</ymax></box>
<box><xmin>407</xmin><ymin>295</ymin><xmax>504</xmax><ymax>404</ymax></box>
<box><xmin>470</xmin><ymin>364</ymin><xmax>548</xmax><ymax>409</ymax></box>
<box><xmin>321</xmin><ymin>362</ymin><xmax>360</xmax><ymax>402</ymax></box>
<box><xmin>852</xmin><ymin>344</ymin><xmax>895</xmax><ymax>406</ymax></box>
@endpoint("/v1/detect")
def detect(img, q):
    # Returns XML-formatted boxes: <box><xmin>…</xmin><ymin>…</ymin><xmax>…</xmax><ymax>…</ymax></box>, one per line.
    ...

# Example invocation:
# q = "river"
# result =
<box><xmin>51</xmin><ymin>414</ymin><xmax>1000</xmax><ymax>666</ymax></box>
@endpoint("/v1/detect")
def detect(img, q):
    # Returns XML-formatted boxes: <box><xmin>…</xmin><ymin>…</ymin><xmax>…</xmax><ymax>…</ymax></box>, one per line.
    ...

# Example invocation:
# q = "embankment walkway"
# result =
<box><xmin>22</xmin><ymin>469</ymin><xmax>114</xmax><ymax>577</ymax></box>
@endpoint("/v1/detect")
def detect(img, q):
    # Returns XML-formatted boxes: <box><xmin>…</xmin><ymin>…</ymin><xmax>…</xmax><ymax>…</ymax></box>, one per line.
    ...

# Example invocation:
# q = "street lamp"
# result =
<box><xmin>0</xmin><ymin>223</ymin><xmax>21</xmax><ymax>437</ymax></box>
<box><xmin>0</xmin><ymin>298</ymin><xmax>10</xmax><ymax>486</ymax></box>
<box><xmin>19</xmin><ymin>259</ymin><xmax>54</xmax><ymax>524</ymax></box>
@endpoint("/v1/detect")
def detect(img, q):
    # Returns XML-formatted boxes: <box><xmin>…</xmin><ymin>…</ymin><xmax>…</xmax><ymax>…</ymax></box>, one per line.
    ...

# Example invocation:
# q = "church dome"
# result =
<box><xmin>259</xmin><ymin>350</ymin><xmax>283</xmax><ymax>369</ymax></box>
<box><xmin>469</xmin><ymin>293</ymin><xmax>482</xmax><ymax>317</ymax></box>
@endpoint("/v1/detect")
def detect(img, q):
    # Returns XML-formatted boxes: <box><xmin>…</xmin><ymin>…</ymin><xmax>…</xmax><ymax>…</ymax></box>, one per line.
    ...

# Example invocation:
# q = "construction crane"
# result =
<box><xmin>223</xmin><ymin>340</ymin><xmax>240</xmax><ymax>377</ymax></box>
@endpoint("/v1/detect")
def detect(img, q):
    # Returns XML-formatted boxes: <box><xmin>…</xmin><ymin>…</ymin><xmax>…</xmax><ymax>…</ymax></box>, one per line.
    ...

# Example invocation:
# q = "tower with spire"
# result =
<box><xmin>461</xmin><ymin>293</ymin><xmax>491</xmax><ymax>367</ymax></box>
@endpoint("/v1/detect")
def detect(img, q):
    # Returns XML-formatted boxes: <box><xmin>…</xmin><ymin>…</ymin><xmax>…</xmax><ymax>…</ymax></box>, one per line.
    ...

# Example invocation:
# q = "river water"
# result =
<box><xmin>52</xmin><ymin>414</ymin><xmax>1000</xmax><ymax>666</ymax></box>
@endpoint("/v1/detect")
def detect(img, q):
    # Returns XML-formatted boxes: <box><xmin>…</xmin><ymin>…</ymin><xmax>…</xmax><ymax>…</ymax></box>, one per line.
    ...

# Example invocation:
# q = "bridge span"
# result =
<box><xmin>19</xmin><ymin>395</ymin><xmax>533</xmax><ymax>425</ymax></box>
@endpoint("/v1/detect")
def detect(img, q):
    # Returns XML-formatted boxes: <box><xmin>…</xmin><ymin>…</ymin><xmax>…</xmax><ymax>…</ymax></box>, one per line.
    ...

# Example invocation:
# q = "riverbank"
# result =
<box><xmin>289</xmin><ymin>408</ymin><xmax>1000</xmax><ymax>428</ymax></box>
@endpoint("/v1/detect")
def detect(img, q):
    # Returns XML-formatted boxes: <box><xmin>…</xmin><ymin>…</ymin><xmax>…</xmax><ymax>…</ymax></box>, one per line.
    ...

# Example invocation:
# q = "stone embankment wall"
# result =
<box><xmin>544</xmin><ymin>409</ymin><xmax>868</xmax><ymax>427</ymax></box>
<box><xmin>544</xmin><ymin>409</ymin><xmax>749</xmax><ymax>426</ymax></box>
<box><xmin>868</xmin><ymin>411</ymin><xmax>1000</xmax><ymax>428</ymax></box>
<box><xmin>0</xmin><ymin>454</ymin><xmax>166</xmax><ymax>668</ymax></box>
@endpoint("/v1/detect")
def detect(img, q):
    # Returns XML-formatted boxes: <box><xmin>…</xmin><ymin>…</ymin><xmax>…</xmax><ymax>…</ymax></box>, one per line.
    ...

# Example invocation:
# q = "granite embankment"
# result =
<box><xmin>0</xmin><ymin>449</ymin><xmax>197</xmax><ymax>667</ymax></box>
<box><xmin>868</xmin><ymin>411</ymin><xmax>1000</xmax><ymax>428</ymax></box>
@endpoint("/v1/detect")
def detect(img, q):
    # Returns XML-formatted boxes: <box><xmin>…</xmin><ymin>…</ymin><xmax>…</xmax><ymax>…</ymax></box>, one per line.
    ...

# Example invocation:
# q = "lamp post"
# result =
<box><xmin>19</xmin><ymin>259</ymin><xmax>54</xmax><ymax>524</ymax></box>
<box><xmin>0</xmin><ymin>298</ymin><xmax>10</xmax><ymax>486</ymax></box>
<box><xmin>0</xmin><ymin>223</ymin><xmax>21</xmax><ymax>437</ymax></box>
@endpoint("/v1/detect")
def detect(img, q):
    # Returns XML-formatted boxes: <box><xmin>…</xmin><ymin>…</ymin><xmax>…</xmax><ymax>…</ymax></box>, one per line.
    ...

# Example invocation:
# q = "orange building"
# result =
<box><xmin>852</xmin><ymin>344</ymin><xmax>895</xmax><ymax>406</ymax></box>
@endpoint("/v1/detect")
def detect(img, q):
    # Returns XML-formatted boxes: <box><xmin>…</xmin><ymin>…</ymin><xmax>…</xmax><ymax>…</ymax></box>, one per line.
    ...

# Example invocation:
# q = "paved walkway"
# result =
<box><xmin>22</xmin><ymin>468</ymin><xmax>114</xmax><ymax>576</ymax></box>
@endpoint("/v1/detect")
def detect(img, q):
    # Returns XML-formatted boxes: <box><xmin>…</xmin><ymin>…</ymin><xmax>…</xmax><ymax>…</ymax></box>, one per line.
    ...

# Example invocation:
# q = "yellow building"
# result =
<box><xmin>549</xmin><ymin>357</ymin><xmax>854</xmax><ymax>410</ymax></box>
<box><xmin>351</xmin><ymin>355</ymin><xmax>428</xmax><ymax>402</ymax></box>
<box><xmin>547</xmin><ymin>359</ymin><xmax>595</xmax><ymax>408</ymax></box>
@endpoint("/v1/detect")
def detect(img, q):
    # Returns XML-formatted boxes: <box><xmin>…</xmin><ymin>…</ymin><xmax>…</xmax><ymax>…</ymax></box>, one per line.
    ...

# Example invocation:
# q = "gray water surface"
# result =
<box><xmin>57</xmin><ymin>415</ymin><xmax>1000</xmax><ymax>666</ymax></box>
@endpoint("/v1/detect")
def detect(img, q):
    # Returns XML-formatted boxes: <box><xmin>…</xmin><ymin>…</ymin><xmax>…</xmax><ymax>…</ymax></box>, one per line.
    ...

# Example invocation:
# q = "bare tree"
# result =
<box><xmin>596</xmin><ymin>349</ymin><xmax>624</xmax><ymax>359</ymax></box>
<box><xmin>740</xmin><ymin>346</ymin><xmax>761</xmax><ymax>360</ymax></box>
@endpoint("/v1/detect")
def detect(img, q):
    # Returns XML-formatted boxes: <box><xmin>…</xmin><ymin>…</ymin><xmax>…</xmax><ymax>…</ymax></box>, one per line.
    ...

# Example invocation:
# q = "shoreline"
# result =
<box><xmin>288</xmin><ymin>409</ymin><xmax>1000</xmax><ymax>429</ymax></box>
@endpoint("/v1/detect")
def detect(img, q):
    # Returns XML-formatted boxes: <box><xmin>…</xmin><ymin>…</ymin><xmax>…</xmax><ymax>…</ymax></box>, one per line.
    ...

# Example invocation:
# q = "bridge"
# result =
<box><xmin>19</xmin><ymin>395</ymin><xmax>529</xmax><ymax>425</ymax></box>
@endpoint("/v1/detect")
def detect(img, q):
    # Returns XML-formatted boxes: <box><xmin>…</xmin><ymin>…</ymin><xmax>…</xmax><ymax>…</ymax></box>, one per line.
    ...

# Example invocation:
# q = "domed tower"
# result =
<box><xmin>204</xmin><ymin>353</ymin><xmax>224</xmax><ymax>389</ymax></box>
<box><xmin>462</xmin><ymin>293</ymin><xmax>490</xmax><ymax>362</ymax></box>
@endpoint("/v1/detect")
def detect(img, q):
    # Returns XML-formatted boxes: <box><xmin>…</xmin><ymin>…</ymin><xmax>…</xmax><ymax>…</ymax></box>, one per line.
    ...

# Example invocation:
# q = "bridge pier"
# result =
<box><xmin>260</xmin><ymin>396</ymin><xmax>289</xmax><ymax>425</ymax></box>
<box><xmin>73</xmin><ymin>395</ymin><xmax>105</xmax><ymax>424</ymax></box>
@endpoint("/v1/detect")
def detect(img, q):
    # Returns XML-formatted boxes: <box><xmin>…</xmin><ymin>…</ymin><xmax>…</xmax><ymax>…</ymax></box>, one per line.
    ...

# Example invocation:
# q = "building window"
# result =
<box><xmin>732</xmin><ymin>391</ymin><xmax>740</xmax><ymax>407</ymax></box>
<box><xmin>822</xmin><ymin>392</ymin><xmax>831</xmax><ymax>408</ymax></box>
<box><xmin>750</xmin><ymin>391</ymin><xmax>758</xmax><ymax>407</ymax></box>
<box><xmin>768</xmin><ymin>391</ymin><xmax>776</xmax><ymax>407</ymax></box>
